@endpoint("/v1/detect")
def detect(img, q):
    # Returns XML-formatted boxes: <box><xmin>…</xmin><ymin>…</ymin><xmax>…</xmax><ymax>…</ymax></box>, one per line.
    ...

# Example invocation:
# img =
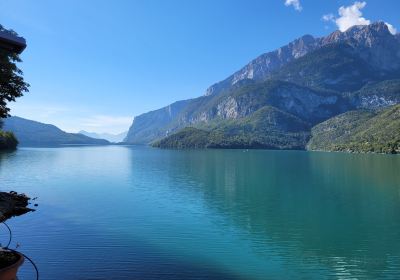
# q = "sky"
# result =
<box><xmin>0</xmin><ymin>0</ymin><xmax>399</xmax><ymax>134</ymax></box>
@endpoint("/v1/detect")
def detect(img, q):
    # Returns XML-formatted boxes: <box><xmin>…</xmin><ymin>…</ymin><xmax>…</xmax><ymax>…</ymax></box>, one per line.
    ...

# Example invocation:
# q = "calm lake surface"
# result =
<box><xmin>0</xmin><ymin>146</ymin><xmax>399</xmax><ymax>279</ymax></box>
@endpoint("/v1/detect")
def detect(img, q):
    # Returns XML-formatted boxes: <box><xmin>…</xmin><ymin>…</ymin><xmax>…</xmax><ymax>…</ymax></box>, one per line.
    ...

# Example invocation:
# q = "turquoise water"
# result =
<box><xmin>0</xmin><ymin>146</ymin><xmax>399</xmax><ymax>279</ymax></box>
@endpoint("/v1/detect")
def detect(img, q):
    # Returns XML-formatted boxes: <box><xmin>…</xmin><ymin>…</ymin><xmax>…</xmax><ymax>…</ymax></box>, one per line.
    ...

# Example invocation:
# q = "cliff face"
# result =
<box><xmin>125</xmin><ymin>22</ymin><xmax>400</xmax><ymax>145</ymax></box>
<box><xmin>125</xmin><ymin>99</ymin><xmax>191</xmax><ymax>144</ymax></box>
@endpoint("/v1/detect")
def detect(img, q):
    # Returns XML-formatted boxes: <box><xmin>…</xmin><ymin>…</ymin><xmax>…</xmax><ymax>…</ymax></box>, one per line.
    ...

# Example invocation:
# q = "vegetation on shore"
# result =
<box><xmin>0</xmin><ymin>130</ymin><xmax>18</xmax><ymax>150</ymax></box>
<box><xmin>308</xmin><ymin>104</ymin><xmax>400</xmax><ymax>154</ymax></box>
<box><xmin>0</xmin><ymin>25</ymin><xmax>29</xmax><ymax>150</ymax></box>
<box><xmin>154</xmin><ymin>105</ymin><xmax>400</xmax><ymax>154</ymax></box>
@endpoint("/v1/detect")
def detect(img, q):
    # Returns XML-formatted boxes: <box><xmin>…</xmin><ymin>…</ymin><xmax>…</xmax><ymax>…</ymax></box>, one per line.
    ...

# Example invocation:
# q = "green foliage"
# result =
<box><xmin>152</xmin><ymin>127</ymin><xmax>210</xmax><ymax>149</ymax></box>
<box><xmin>0</xmin><ymin>48</ymin><xmax>29</xmax><ymax>118</ymax></box>
<box><xmin>308</xmin><ymin>105</ymin><xmax>400</xmax><ymax>154</ymax></box>
<box><xmin>0</xmin><ymin>130</ymin><xmax>18</xmax><ymax>150</ymax></box>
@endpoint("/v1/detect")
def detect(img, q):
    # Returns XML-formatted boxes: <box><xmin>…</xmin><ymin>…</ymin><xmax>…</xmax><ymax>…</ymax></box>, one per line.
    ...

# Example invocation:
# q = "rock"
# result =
<box><xmin>0</xmin><ymin>192</ymin><xmax>35</xmax><ymax>222</ymax></box>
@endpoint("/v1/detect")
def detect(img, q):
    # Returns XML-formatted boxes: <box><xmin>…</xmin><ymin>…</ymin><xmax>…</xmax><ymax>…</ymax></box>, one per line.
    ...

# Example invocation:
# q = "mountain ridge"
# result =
<box><xmin>125</xmin><ymin>22</ymin><xmax>400</xmax><ymax>150</ymax></box>
<box><xmin>3</xmin><ymin>116</ymin><xmax>110</xmax><ymax>147</ymax></box>
<box><xmin>205</xmin><ymin>21</ymin><xmax>399</xmax><ymax>97</ymax></box>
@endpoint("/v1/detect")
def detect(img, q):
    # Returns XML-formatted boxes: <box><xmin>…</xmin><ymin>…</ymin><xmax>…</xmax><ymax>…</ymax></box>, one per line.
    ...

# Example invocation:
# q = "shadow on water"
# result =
<box><xmin>0</xmin><ymin>149</ymin><xmax>17</xmax><ymax>165</ymax></box>
<box><xmin>7</xmin><ymin>209</ymin><xmax>244</xmax><ymax>280</ymax></box>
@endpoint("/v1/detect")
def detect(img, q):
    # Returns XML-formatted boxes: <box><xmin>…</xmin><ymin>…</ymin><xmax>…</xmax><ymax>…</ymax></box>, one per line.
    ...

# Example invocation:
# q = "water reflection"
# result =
<box><xmin>154</xmin><ymin>149</ymin><xmax>400</xmax><ymax>279</ymax></box>
<box><xmin>0</xmin><ymin>147</ymin><xmax>399</xmax><ymax>279</ymax></box>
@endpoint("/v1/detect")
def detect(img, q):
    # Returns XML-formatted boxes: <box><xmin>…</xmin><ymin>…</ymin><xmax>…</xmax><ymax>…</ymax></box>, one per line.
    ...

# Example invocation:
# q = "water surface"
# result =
<box><xmin>0</xmin><ymin>146</ymin><xmax>399</xmax><ymax>279</ymax></box>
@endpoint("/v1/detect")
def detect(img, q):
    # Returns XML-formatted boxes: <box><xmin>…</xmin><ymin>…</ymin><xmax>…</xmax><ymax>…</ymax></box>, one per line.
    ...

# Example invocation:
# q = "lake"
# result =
<box><xmin>0</xmin><ymin>146</ymin><xmax>399</xmax><ymax>279</ymax></box>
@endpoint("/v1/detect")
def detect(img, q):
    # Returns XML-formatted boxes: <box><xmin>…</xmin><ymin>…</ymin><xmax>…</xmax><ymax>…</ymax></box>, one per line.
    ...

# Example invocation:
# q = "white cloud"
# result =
<box><xmin>322</xmin><ymin>13</ymin><xmax>335</xmax><ymax>22</ymax></box>
<box><xmin>385</xmin><ymin>22</ymin><xmax>397</xmax><ymax>35</ymax></box>
<box><xmin>284</xmin><ymin>0</ymin><xmax>302</xmax><ymax>12</ymax></box>
<box><xmin>321</xmin><ymin>2</ymin><xmax>397</xmax><ymax>35</ymax></box>
<box><xmin>336</xmin><ymin>1</ymin><xmax>370</xmax><ymax>32</ymax></box>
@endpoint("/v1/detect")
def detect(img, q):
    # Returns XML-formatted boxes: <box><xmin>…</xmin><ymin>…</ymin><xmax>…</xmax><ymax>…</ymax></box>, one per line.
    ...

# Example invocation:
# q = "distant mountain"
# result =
<box><xmin>2</xmin><ymin>116</ymin><xmax>110</xmax><ymax>147</ymax></box>
<box><xmin>78</xmin><ymin>130</ymin><xmax>127</xmax><ymax>143</ymax></box>
<box><xmin>125</xmin><ymin>22</ymin><xmax>400</xmax><ymax>153</ymax></box>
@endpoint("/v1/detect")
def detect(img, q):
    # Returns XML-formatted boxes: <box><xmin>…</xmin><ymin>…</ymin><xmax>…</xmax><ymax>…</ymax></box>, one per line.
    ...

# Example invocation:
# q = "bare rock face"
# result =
<box><xmin>271</xmin><ymin>87</ymin><xmax>339</xmax><ymax>122</ymax></box>
<box><xmin>124</xmin><ymin>99</ymin><xmax>190</xmax><ymax>143</ymax></box>
<box><xmin>358</xmin><ymin>95</ymin><xmax>398</xmax><ymax>109</ymax></box>
<box><xmin>321</xmin><ymin>22</ymin><xmax>400</xmax><ymax>71</ymax></box>
<box><xmin>217</xmin><ymin>97</ymin><xmax>239</xmax><ymax>119</ymax></box>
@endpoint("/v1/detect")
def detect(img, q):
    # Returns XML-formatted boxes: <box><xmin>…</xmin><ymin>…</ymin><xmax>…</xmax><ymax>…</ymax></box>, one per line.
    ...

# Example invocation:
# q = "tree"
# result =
<box><xmin>0</xmin><ymin>32</ymin><xmax>29</xmax><ymax>119</ymax></box>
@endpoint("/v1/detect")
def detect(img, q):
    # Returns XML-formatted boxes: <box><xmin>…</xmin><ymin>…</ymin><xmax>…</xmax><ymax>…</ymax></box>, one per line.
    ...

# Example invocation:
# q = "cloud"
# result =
<box><xmin>335</xmin><ymin>1</ymin><xmax>370</xmax><ymax>32</ymax></box>
<box><xmin>284</xmin><ymin>0</ymin><xmax>302</xmax><ymax>12</ymax></box>
<box><xmin>385</xmin><ymin>22</ymin><xmax>397</xmax><ymax>35</ymax></box>
<box><xmin>322</xmin><ymin>13</ymin><xmax>335</xmax><ymax>22</ymax></box>
<box><xmin>322</xmin><ymin>2</ymin><xmax>397</xmax><ymax>35</ymax></box>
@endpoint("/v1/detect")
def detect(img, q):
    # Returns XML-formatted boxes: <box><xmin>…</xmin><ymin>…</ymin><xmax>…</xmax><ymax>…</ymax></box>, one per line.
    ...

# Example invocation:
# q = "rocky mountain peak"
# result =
<box><xmin>321</xmin><ymin>21</ymin><xmax>394</xmax><ymax>47</ymax></box>
<box><xmin>322</xmin><ymin>22</ymin><xmax>400</xmax><ymax>70</ymax></box>
<box><xmin>204</xmin><ymin>22</ymin><xmax>400</xmax><ymax>97</ymax></box>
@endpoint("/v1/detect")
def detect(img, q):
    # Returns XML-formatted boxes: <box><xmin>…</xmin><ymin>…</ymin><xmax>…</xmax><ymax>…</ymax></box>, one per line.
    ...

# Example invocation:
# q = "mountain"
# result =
<box><xmin>153</xmin><ymin>106</ymin><xmax>311</xmax><ymax>149</ymax></box>
<box><xmin>2</xmin><ymin>116</ymin><xmax>110</xmax><ymax>147</ymax></box>
<box><xmin>78</xmin><ymin>130</ymin><xmax>127</xmax><ymax>143</ymax></box>
<box><xmin>308</xmin><ymin>104</ymin><xmax>400</xmax><ymax>154</ymax></box>
<box><xmin>125</xmin><ymin>22</ymin><xmax>400</xmax><ymax>152</ymax></box>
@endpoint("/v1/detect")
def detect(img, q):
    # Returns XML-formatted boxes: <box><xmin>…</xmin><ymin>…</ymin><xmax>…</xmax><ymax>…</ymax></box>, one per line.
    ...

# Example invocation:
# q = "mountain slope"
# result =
<box><xmin>153</xmin><ymin>106</ymin><xmax>311</xmax><ymax>149</ymax></box>
<box><xmin>346</xmin><ymin>79</ymin><xmax>400</xmax><ymax>109</ymax></box>
<box><xmin>204</xmin><ymin>34</ymin><xmax>320</xmax><ymax>96</ymax></box>
<box><xmin>3</xmin><ymin>116</ymin><xmax>110</xmax><ymax>146</ymax></box>
<box><xmin>307</xmin><ymin>105</ymin><xmax>400</xmax><ymax>154</ymax></box>
<box><xmin>127</xmin><ymin>79</ymin><xmax>349</xmax><ymax>144</ymax></box>
<box><xmin>271</xmin><ymin>43</ymin><xmax>387</xmax><ymax>92</ymax></box>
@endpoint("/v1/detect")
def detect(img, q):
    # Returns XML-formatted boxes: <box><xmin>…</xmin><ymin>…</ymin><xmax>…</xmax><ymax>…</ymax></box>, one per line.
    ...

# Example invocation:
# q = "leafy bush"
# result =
<box><xmin>0</xmin><ymin>131</ymin><xmax>18</xmax><ymax>149</ymax></box>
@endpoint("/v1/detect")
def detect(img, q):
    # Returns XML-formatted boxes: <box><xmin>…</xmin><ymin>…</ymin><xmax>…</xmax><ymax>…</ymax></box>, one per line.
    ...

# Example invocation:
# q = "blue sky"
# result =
<box><xmin>1</xmin><ymin>0</ymin><xmax>399</xmax><ymax>133</ymax></box>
